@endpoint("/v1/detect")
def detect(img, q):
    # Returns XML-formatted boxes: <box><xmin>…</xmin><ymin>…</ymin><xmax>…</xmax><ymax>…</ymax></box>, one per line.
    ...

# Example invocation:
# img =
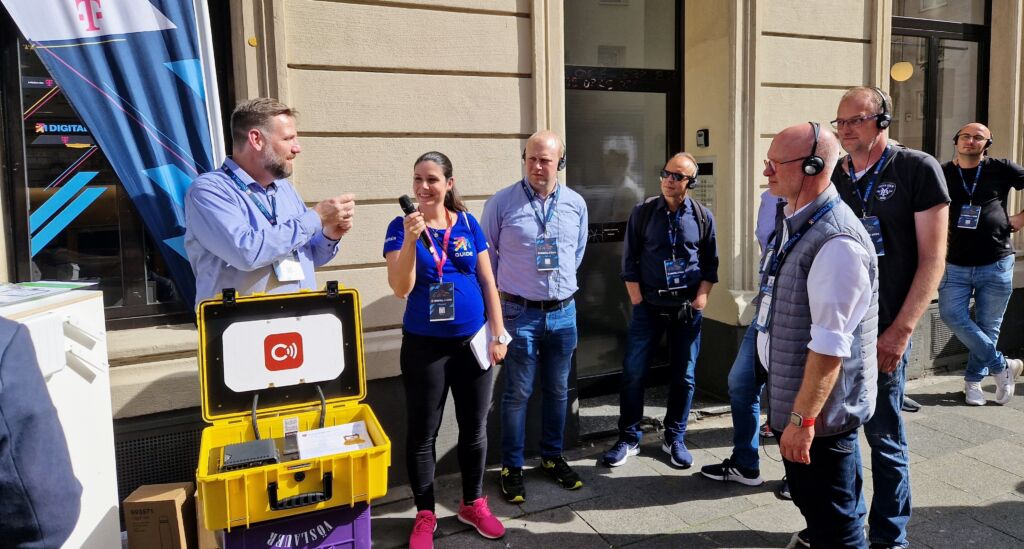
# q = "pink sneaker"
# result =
<box><xmin>409</xmin><ymin>510</ymin><xmax>437</xmax><ymax>549</ymax></box>
<box><xmin>457</xmin><ymin>497</ymin><xmax>505</xmax><ymax>539</ymax></box>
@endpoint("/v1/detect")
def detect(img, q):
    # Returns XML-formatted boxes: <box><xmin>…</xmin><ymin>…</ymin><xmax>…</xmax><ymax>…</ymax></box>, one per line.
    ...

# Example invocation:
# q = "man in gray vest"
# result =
<box><xmin>758</xmin><ymin>123</ymin><xmax>878</xmax><ymax>548</ymax></box>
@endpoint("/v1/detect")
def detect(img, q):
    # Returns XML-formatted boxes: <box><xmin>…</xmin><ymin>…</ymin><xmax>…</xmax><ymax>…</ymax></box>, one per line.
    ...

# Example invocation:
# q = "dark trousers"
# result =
<box><xmin>401</xmin><ymin>331</ymin><xmax>493</xmax><ymax>511</ymax></box>
<box><xmin>780</xmin><ymin>428</ymin><xmax>868</xmax><ymax>549</ymax></box>
<box><xmin>618</xmin><ymin>302</ymin><xmax>702</xmax><ymax>444</ymax></box>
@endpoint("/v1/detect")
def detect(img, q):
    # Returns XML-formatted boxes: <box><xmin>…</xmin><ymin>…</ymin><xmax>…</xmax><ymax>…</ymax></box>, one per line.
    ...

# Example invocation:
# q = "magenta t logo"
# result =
<box><xmin>76</xmin><ymin>0</ymin><xmax>103</xmax><ymax>32</ymax></box>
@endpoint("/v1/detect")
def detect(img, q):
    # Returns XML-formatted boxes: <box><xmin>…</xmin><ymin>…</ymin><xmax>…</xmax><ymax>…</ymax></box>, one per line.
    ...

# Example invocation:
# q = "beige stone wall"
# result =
<box><xmin>102</xmin><ymin>0</ymin><xmax>1024</xmax><ymax>417</ymax></box>
<box><xmin>687</xmin><ymin>0</ymin><xmax>882</xmax><ymax>325</ymax></box>
<box><xmin>227</xmin><ymin>0</ymin><xmax>561</xmax><ymax>380</ymax></box>
<box><xmin>990</xmin><ymin>0</ymin><xmax>1024</xmax><ymax>252</ymax></box>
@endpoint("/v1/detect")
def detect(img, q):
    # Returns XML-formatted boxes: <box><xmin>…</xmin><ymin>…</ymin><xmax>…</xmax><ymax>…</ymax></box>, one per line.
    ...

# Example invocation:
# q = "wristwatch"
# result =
<box><xmin>789</xmin><ymin>412</ymin><xmax>815</xmax><ymax>428</ymax></box>
<box><xmin>491</xmin><ymin>331</ymin><xmax>513</xmax><ymax>345</ymax></box>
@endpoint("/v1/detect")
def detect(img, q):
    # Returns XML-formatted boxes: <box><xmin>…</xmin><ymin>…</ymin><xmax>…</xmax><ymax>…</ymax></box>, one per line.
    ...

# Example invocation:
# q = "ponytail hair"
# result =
<box><xmin>415</xmin><ymin>151</ymin><xmax>467</xmax><ymax>212</ymax></box>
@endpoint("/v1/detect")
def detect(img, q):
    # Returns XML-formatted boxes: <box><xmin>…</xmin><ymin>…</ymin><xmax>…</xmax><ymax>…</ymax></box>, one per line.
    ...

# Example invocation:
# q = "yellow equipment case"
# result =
<box><xmin>195</xmin><ymin>282</ymin><xmax>390</xmax><ymax>531</ymax></box>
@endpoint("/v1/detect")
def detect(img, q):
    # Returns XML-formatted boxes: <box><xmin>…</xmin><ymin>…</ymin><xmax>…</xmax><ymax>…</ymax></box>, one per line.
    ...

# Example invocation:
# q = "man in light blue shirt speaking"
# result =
<box><xmin>481</xmin><ymin>130</ymin><xmax>588</xmax><ymax>503</ymax></box>
<box><xmin>185</xmin><ymin>98</ymin><xmax>355</xmax><ymax>307</ymax></box>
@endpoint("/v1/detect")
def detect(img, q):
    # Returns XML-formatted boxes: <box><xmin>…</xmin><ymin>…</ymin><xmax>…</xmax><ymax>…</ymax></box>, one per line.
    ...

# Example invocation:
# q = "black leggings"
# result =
<box><xmin>400</xmin><ymin>331</ymin><xmax>494</xmax><ymax>511</ymax></box>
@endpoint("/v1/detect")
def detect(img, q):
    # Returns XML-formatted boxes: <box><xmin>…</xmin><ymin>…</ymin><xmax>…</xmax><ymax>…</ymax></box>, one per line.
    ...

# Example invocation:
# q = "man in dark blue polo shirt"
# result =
<box><xmin>603</xmin><ymin>152</ymin><xmax>719</xmax><ymax>468</ymax></box>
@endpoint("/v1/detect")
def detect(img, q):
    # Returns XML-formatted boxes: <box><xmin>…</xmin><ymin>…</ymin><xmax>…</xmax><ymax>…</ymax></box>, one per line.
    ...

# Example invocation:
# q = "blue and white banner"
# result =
<box><xmin>2</xmin><ymin>0</ymin><xmax>225</xmax><ymax>308</ymax></box>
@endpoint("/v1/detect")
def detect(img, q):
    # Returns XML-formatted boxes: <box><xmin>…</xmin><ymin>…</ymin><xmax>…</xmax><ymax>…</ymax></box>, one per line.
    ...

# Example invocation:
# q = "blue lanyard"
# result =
<box><xmin>521</xmin><ymin>180</ymin><xmax>559</xmax><ymax>235</ymax></box>
<box><xmin>223</xmin><ymin>166</ymin><xmax>277</xmax><ymax>225</ymax></box>
<box><xmin>847</xmin><ymin>146</ymin><xmax>891</xmax><ymax>217</ymax></box>
<box><xmin>666</xmin><ymin>203</ymin><xmax>684</xmax><ymax>260</ymax></box>
<box><xmin>766</xmin><ymin>196</ymin><xmax>841</xmax><ymax>277</ymax></box>
<box><xmin>956</xmin><ymin>162</ymin><xmax>983</xmax><ymax>204</ymax></box>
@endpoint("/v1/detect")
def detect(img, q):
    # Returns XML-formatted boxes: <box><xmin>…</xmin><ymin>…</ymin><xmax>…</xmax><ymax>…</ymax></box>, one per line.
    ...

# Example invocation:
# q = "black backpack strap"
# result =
<box><xmin>689</xmin><ymin>198</ymin><xmax>710</xmax><ymax>246</ymax></box>
<box><xmin>635</xmin><ymin>196</ymin><xmax>661</xmax><ymax>245</ymax></box>
<box><xmin>638</xmin><ymin>196</ymin><xmax>711</xmax><ymax>245</ymax></box>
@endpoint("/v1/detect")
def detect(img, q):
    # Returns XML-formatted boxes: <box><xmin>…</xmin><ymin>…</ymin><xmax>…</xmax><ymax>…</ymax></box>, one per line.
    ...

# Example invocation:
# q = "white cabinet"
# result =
<box><xmin>2</xmin><ymin>291</ymin><xmax>120</xmax><ymax>549</ymax></box>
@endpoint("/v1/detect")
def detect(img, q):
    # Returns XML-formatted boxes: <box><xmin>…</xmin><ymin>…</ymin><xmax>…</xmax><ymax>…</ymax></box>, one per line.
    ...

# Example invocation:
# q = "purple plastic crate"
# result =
<box><xmin>223</xmin><ymin>503</ymin><xmax>370</xmax><ymax>549</ymax></box>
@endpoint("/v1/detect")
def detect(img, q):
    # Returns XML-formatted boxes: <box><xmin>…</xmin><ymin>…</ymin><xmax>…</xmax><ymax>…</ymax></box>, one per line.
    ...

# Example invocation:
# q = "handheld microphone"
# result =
<box><xmin>398</xmin><ymin>195</ymin><xmax>435</xmax><ymax>252</ymax></box>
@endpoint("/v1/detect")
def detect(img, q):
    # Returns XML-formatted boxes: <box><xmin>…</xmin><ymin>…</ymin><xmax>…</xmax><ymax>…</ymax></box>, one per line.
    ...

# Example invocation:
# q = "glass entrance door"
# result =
<box><xmin>890</xmin><ymin>2</ymin><xmax>989</xmax><ymax>156</ymax></box>
<box><xmin>564</xmin><ymin>0</ymin><xmax>681</xmax><ymax>396</ymax></box>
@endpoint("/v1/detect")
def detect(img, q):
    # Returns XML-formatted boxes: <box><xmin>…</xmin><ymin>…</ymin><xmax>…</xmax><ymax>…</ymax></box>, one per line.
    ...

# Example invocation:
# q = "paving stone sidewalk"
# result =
<box><xmin>371</xmin><ymin>373</ymin><xmax>1024</xmax><ymax>548</ymax></box>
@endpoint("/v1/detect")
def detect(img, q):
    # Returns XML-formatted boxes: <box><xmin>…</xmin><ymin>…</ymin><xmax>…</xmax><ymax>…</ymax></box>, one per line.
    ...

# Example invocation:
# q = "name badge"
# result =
<box><xmin>861</xmin><ymin>216</ymin><xmax>885</xmax><ymax>256</ymax></box>
<box><xmin>536</xmin><ymin>237</ymin><xmax>559</xmax><ymax>271</ymax></box>
<box><xmin>957</xmin><ymin>204</ymin><xmax>981</xmax><ymax>229</ymax></box>
<box><xmin>273</xmin><ymin>253</ymin><xmax>304</xmax><ymax>282</ymax></box>
<box><xmin>428</xmin><ymin>282</ymin><xmax>455</xmax><ymax>322</ymax></box>
<box><xmin>753</xmin><ymin>275</ymin><xmax>775</xmax><ymax>333</ymax></box>
<box><xmin>664</xmin><ymin>259</ymin><xmax>688</xmax><ymax>290</ymax></box>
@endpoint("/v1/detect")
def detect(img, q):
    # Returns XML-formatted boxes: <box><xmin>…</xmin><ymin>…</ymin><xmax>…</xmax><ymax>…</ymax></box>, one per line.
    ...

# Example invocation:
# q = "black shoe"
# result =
<box><xmin>787</xmin><ymin>528</ymin><xmax>810</xmax><ymax>548</ymax></box>
<box><xmin>699</xmin><ymin>458</ymin><xmax>764</xmax><ymax>486</ymax></box>
<box><xmin>901</xmin><ymin>396</ymin><xmax>922</xmax><ymax>413</ymax></box>
<box><xmin>540</xmin><ymin>456</ymin><xmax>583</xmax><ymax>490</ymax></box>
<box><xmin>777</xmin><ymin>476</ymin><xmax>792</xmax><ymax>500</ymax></box>
<box><xmin>499</xmin><ymin>466</ymin><xmax>525</xmax><ymax>503</ymax></box>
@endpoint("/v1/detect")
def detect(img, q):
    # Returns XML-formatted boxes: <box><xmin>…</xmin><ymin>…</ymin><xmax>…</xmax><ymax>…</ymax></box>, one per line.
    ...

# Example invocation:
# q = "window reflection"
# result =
<box><xmin>893</xmin><ymin>0</ymin><xmax>985</xmax><ymax>24</ymax></box>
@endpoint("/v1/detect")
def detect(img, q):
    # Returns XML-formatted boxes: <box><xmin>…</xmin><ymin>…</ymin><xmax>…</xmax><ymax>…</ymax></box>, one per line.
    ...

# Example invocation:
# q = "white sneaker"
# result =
<box><xmin>994</xmin><ymin>358</ymin><xmax>1023</xmax><ymax>405</ymax></box>
<box><xmin>965</xmin><ymin>380</ymin><xmax>986</xmax><ymax>406</ymax></box>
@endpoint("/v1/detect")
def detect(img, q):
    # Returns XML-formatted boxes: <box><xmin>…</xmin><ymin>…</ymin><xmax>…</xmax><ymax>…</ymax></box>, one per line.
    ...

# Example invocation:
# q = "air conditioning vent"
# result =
<box><xmin>931</xmin><ymin>307</ymin><xmax>969</xmax><ymax>358</ymax></box>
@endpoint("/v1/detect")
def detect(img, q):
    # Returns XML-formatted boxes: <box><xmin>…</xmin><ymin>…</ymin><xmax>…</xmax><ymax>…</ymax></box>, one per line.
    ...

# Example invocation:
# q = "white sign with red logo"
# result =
<box><xmin>222</xmin><ymin>314</ymin><xmax>344</xmax><ymax>393</ymax></box>
<box><xmin>0</xmin><ymin>0</ymin><xmax>177</xmax><ymax>43</ymax></box>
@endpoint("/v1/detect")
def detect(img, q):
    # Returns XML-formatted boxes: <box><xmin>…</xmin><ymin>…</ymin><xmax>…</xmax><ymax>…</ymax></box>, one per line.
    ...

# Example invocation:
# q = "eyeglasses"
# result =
<box><xmin>762</xmin><ymin>157</ymin><xmax>807</xmax><ymax>173</ymax></box>
<box><xmin>956</xmin><ymin>133</ymin><xmax>989</xmax><ymax>143</ymax></box>
<box><xmin>660</xmin><ymin>169</ymin><xmax>697</xmax><ymax>184</ymax></box>
<box><xmin>829</xmin><ymin>114</ymin><xmax>880</xmax><ymax>130</ymax></box>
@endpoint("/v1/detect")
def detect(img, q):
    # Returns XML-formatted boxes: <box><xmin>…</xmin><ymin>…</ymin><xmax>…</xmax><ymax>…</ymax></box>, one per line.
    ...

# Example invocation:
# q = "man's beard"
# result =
<box><xmin>263</xmin><ymin>147</ymin><xmax>292</xmax><ymax>180</ymax></box>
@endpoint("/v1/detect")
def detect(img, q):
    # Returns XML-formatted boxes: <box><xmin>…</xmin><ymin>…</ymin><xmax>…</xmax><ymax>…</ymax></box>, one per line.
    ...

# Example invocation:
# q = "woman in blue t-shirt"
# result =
<box><xmin>383</xmin><ymin>151</ymin><xmax>507</xmax><ymax>548</ymax></box>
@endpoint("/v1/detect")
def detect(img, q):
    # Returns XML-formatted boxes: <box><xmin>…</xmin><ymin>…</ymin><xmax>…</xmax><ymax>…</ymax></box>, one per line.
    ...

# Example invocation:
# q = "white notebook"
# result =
<box><xmin>469</xmin><ymin>324</ymin><xmax>492</xmax><ymax>370</ymax></box>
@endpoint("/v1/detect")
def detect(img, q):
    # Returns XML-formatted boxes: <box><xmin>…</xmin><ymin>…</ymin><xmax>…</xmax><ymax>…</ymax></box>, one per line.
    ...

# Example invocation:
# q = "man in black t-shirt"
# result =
<box><xmin>939</xmin><ymin>122</ymin><xmax>1024</xmax><ymax>407</ymax></box>
<box><xmin>828</xmin><ymin>86</ymin><xmax>950</xmax><ymax>549</ymax></box>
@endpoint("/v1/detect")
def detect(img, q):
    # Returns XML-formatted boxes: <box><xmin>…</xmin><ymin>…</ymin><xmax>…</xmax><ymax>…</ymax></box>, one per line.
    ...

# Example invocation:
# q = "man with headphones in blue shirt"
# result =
<box><xmin>939</xmin><ymin>122</ymin><xmax>1024</xmax><ymax>407</ymax></box>
<box><xmin>482</xmin><ymin>130</ymin><xmax>589</xmax><ymax>504</ymax></box>
<box><xmin>827</xmin><ymin>86</ymin><xmax>949</xmax><ymax>549</ymax></box>
<box><xmin>602</xmin><ymin>152</ymin><xmax>718</xmax><ymax>469</ymax></box>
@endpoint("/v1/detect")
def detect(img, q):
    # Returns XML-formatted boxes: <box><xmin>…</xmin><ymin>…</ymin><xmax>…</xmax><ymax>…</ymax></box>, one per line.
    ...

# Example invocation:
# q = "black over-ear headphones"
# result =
<box><xmin>522</xmin><ymin>149</ymin><xmax>567</xmax><ymax>171</ymax></box>
<box><xmin>802</xmin><ymin>122</ymin><xmax>825</xmax><ymax>176</ymax></box>
<box><xmin>953</xmin><ymin>131</ymin><xmax>993</xmax><ymax>151</ymax></box>
<box><xmin>872</xmin><ymin>86</ymin><xmax>892</xmax><ymax>129</ymax></box>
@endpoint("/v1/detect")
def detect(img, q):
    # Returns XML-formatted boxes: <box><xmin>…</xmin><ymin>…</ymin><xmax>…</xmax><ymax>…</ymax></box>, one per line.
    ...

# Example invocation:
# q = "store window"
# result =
<box><xmin>0</xmin><ymin>4</ymin><xmax>233</xmax><ymax>328</ymax></box>
<box><xmin>890</xmin><ymin>1</ymin><xmax>989</xmax><ymax>157</ymax></box>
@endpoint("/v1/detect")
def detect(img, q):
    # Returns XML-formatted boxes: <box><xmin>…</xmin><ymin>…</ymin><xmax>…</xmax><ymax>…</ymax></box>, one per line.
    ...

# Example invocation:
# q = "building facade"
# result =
<box><xmin>1</xmin><ymin>0</ymin><xmax>1021</xmax><ymax>491</ymax></box>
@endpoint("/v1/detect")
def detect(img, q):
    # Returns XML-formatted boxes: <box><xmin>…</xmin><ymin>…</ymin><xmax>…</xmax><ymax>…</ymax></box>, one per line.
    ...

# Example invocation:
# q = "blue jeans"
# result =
<box><xmin>781</xmin><ymin>428</ymin><xmax>868</xmax><ymax>549</ymax></box>
<box><xmin>618</xmin><ymin>302</ymin><xmax>702</xmax><ymax>445</ymax></box>
<box><xmin>727</xmin><ymin>323</ymin><xmax>762</xmax><ymax>470</ymax></box>
<box><xmin>500</xmin><ymin>299</ymin><xmax>578</xmax><ymax>468</ymax></box>
<box><xmin>938</xmin><ymin>255</ymin><xmax>1015</xmax><ymax>382</ymax></box>
<box><xmin>864</xmin><ymin>338</ymin><xmax>912</xmax><ymax>548</ymax></box>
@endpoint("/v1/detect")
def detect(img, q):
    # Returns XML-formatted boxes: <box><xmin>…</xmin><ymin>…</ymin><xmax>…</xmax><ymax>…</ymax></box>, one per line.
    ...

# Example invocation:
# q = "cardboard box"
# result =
<box><xmin>123</xmin><ymin>482</ymin><xmax>196</xmax><ymax>549</ymax></box>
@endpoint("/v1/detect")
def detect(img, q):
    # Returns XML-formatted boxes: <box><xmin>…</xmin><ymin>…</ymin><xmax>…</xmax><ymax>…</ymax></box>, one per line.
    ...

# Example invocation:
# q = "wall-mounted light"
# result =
<box><xmin>890</xmin><ymin>61</ymin><xmax>914</xmax><ymax>82</ymax></box>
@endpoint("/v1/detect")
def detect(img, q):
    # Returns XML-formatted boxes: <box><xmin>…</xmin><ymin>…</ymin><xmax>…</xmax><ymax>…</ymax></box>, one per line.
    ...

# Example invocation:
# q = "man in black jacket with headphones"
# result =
<box><xmin>827</xmin><ymin>86</ymin><xmax>949</xmax><ymax>549</ymax></box>
<box><xmin>939</xmin><ymin>122</ymin><xmax>1024</xmax><ymax>407</ymax></box>
<box><xmin>601</xmin><ymin>152</ymin><xmax>718</xmax><ymax>470</ymax></box>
